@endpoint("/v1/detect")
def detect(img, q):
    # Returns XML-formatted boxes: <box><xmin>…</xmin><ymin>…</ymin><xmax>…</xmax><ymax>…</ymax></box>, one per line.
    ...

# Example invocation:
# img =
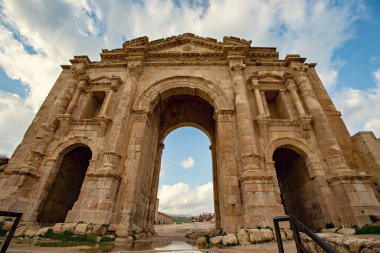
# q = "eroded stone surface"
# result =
<box><xmin>1</xmin><ymin>34</ymin><xmax>380</xmax><ymax>238</ymax></box>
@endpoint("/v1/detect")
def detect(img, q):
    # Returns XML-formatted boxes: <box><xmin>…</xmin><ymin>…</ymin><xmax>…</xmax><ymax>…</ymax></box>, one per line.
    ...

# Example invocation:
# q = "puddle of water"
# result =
<box><xmin>81</xmin><ymin>240</ymin><xmax>212</xmax><ymax>252</ymax></box>
<box><xmin>11</xmin><ymin>239</ymin><xmax>216</xmax><ymax>253</ymax></box>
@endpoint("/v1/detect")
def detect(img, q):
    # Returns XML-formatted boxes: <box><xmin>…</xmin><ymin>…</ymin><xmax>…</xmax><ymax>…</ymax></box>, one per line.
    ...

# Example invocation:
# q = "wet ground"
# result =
<box><xmin>2</xmin><ymin>222</ymin><xmax>298</xmax><ymax>253</ymax></box>
<box><xmin>5</xmin><ymin>239</ymin><xmax>297</xmax><ymax>253</ymax></box>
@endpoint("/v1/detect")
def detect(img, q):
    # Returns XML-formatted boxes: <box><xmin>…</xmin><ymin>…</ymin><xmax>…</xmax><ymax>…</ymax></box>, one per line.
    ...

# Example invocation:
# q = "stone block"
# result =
<box><xmin>91</xmin><ymin>224</ymin><xmax>106</xmax><ymax>235</ymax></box>
<box><xmin>337</xmin><ymin>228</ymin><xmax>355</xmax><ymax>235</ymax></box>
<box><xmin>14</xmin><ymin>226</ymin><xmax>28</xmax><ymax>237</ymax></box>
<box><xmin>210</xmin><ymin>236</ymin><xmax>223</xmax><ymax>245</ymax></box>
<box><xmin>24</xmin><ymin>226</ymin><xmax>40</xmax><ymax>237</ymax></box>
<box><xmin>35</xmin><ymin>227</ymin><xmax>52</xmax><ymax>237</ymax></box>
<box><xmin>260</xmin><ymin>229</ymin><xmax>274</xmax><ymax>242</ymax></box>
<box><xmin>197</xmin><ymin>236</ymin><xmax>208</xmax><ymax>246</ymax></box>
<box><xmin>222</xmin><ymin>234</ymin><xmax>238</xmax><ymax>245</ymax></box>
<box><xmin>2</xmin><ymin>221</ymin><xmax>14</xmax><ymax>231</ymax></box>
<box><xmin>247</xmin><ymin>228</ymin><xmax>262</xmax><ymax>243</ymax></box>
<box><xmin>237</xmin><ymin>229</ymin><xmax>249</xmax><ymax>244</ymax></box>
<box><xmin>74</xmin><ymin>223</ymin><xmax>88</xmax><ymax>235</ymax></box>
<box><xmin>62</xmin><ymin>223</ymin><xmax>77</xmax><ymax>233</ymax></box>
<box><xmin>52</xmin><ymin>223</ymin><xmax>64</xmax><ymax>233</ymax></box>
<box><xmin>282</xmin><ymin>228</ymin><xmax>293</xmax><ymax>240</ymax></box>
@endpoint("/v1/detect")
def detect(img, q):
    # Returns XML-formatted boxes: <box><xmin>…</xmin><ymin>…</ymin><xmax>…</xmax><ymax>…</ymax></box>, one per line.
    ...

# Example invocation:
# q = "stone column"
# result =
<box><xmin>147</xmin><ymin>143</ymin><xmax>165</xmax><ymax>232</ymax></box>
<box><xmin>293</xmin><ymin>70</ymin><xmax>349</xmax><ymax>171</ymax></box>
<box><xmin>292</xmin><ymin>65</ymin><xmax>380</xmax><ymax>225</ymax></box>
<box><xmin>286</xmin><ymin>79</ymin><xmax>305</xmax><ymax>116</ymax></box>
<box><xmin>65</xmin><ymin>77</ymin><xmax>88</xmax><ymax>115</ymax></box>
<box><xmin>98</xmin><ymin>77</ymin><xmax>121</xmax><ymax>118</ymax></box>
<box><xmin>210</xmin><ymin>143</ymin><xmax>221</xmax><ymax>229</ymax></box>
<box><xmin>97</xmin><ymin>78</ymin><xmax>121</xmax><ymax>137</ymax></box>
<box><xmin>228</xmin><ymin>64</ymin><xmax>259</xmax><ymax>164</ymax></box>
<box><xmin>214</xmin><ymin>110</ymin><xmax>243</xmax><ymax>232</ymax></box>
<box><xmin>250</xmin><ymin>78</ymin><xmax>267</xmax><ymax>117</ymax></box>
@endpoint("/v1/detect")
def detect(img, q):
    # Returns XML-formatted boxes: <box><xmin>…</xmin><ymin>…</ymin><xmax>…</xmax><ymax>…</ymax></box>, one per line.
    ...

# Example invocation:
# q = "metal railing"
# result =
<box><xmin>0</xmin><ymin>211</ymin><xmax>22</xmax><ymax>253</ymax></box>
<box><xmin>273</xmin><ymin>215</ymin><xmax>337</xmax><ymax>253</ymax></box>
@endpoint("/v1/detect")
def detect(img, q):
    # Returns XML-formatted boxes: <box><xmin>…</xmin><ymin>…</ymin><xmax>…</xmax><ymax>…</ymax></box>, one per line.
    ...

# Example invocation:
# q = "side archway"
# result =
<box><xmin>37</xmin><ymin>140</ymin><xmax>95</xmax><ymax>224</ymax></box>
<box><xmin>265</xmin><ymin>137</ymin><xmax>326</xmax><ymax>229</ymax></box>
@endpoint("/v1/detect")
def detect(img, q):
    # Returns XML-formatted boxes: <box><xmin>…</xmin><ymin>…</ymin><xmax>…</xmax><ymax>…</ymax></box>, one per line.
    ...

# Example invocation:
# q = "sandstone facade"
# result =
<box><xmin>1</xmin><ymin>34</ymin><xmax>380</xmax><ymax>236</ymax></box>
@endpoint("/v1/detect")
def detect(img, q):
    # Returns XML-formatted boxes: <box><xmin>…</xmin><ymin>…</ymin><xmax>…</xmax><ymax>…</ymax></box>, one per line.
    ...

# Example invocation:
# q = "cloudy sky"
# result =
<box><xmin>0</xmin><ymin>0</ymin><xmax>379</xmax><ymax>216</ymax></box>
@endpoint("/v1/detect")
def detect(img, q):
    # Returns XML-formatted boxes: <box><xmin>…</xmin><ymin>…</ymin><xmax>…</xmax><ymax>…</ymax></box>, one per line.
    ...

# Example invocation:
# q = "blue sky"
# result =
<box><xmin>0</xmin><ymin>0</ymin><xmax>379</xmax><ymax>215</ymax></box>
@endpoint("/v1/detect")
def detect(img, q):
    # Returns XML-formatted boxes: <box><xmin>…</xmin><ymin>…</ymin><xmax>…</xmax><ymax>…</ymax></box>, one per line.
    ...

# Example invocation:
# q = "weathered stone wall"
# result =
<box><xmin>1</xmin><ymin>34</ymin><xmax>380</xmax><ymax>237</ymax></box>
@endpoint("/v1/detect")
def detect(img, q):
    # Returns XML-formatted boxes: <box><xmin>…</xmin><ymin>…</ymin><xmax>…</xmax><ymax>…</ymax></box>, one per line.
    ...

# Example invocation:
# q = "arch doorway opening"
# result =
<box><xmin>273</xmin><ymin>148</ymin><xmax>324</xmax><ymax>230</ymax></box>
<box><xmin>156</xmin><ymin>127</ymin><xmax>215</xmax><ymax>226</ymax></box>
<box><xmin>37</xmin><ymin>146</ymin><xmax>92</xmax><ymax>224</ymax></box>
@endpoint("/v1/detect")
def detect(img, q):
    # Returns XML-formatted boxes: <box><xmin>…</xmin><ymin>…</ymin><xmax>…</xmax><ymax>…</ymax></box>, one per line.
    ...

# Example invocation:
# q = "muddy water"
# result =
<box><xmin>5</xmin><ymin>240</ymin><xmax>213</xmax><ymax>253</ymax></box>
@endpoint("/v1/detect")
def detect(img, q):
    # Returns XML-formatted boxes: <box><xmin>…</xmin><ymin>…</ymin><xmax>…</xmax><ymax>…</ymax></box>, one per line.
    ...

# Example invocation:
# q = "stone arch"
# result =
<box><xmin>48</xmin><ymin>136</ymin><xmax>100</xmax><ymax>164</ymax></box>
<box><xmin>265</xmin><ymin>137</ymin><xmax>323</xmax><ymax>178</ymax></box>
<box><xmin>133</xmin><ymin>76</ymin><xmax>234</xmax><ymax>112</ymax></box>
<box><xmin>266</xmin><ymin>137</ymin><xmax>326</xmax><ymax>229</ymax></box>
<box><xmin>38</xmin><ymin>144</ymin><xmax>93</xmax><ymax>224</ymax></box>
<box><xmin>160</xmin><ymin>122</ymin><xmax>212</xmax><ymax>143</ymax></box>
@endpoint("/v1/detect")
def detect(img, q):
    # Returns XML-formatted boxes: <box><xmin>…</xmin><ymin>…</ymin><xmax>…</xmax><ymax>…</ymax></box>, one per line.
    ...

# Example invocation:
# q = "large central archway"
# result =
<box><xmin>114</xmin><ymin>76</ymin><xmax>243</xmax><ymax>234</ymax></box>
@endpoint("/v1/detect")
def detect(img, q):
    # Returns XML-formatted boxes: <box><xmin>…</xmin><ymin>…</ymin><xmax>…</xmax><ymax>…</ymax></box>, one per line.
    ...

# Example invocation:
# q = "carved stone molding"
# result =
<box><xmin>239</xmin><ymin>169</ymin><xmax>273</xmax><ymax>183</ymax></box>
<box><xmin>132</xmin><ymin>109</ymin><xmax>151</xmax><ymax>122</ymax></box>
<box><xmin>213</xmin><ymin>110</ymin><xmax>234</xmax><ymax>122</ymax></box>
<box><xmin>241</xmin><ymin>153</ymin><xmax>261</xmax><ymax>171</ymax></box>
<box><xmin>101</xmin><ymin>151</ymin><xmax>121</xmax><ymax>169</ymax></box>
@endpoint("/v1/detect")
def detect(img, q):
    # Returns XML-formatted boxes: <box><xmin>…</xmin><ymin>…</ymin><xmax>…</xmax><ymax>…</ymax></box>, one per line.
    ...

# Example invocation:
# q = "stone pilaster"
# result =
<box><xmin>214</xmin><ymin>110</ymin><xmax>243</xmax><ymax>232</ymax></box>
<box><xmin>146</xmin><ymin>143</ymin><xmax>165</xmax><ymax>232</ymax></box>
<box><xmin>111</xmin><ymin>109</ymin><xmax>151</xmax><ymax>237</ymax></box>
<box><xmin>106</xmin><ymin>54</ymin><xmax>145</xmax><ymax>152</ymax></box>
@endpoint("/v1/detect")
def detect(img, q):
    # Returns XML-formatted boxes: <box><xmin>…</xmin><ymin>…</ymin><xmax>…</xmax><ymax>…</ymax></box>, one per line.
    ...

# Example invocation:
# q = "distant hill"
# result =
<box><xmin>171</xmin><ymin>216</ymin><xmax>192</xmax><ymax>224</ymax></box>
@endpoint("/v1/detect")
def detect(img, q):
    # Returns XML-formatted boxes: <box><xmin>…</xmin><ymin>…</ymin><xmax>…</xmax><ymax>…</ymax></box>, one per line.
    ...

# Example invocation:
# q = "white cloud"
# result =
<box><xmin>0</xmin><ymin>0</ymin><xmax>369</xmax><ymax>155</ymax></box>
<box><xmin>0</xmin><ymin>92</ymin><xmax>34</xmax><ymax>156</ymax></box>
<box><xmin>158</xmin><ymin>182</ymin><xmax>214</xmax><ymax>215</ymax></box>
<box><xmin>333</xmin><ymin>69</ymin><xmax>380</xmax><ymax>136</ymax></box>
<box><xmin>181</xmin><ymin>157</ymin><xmax>194</xmax><ymax>170</ymax></box>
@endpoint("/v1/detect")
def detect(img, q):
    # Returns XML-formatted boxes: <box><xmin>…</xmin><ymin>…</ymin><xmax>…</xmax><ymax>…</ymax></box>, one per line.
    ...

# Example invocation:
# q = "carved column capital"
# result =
<box><xmin>285</xmin><ymin>78</ymin><xmax>297</xmax><ymax>91</ymax></box>
<box><xmin>78</xmin><ymin>76</ymin><xmax>89</xmax><ymax>90</ymax></box>
<box><xmin>110</xmin><ymin>75</ymin><xmax>122</xmax><ymax>91</ymax></box>
<box><xmin>127</xmin><ymin>60</ymin><xmax>144</xmax><ymax>78</ymax></box>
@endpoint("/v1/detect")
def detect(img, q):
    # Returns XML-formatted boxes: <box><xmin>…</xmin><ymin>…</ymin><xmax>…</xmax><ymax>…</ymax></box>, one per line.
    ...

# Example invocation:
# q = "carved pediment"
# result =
<box><xmin>152</xmin><ymin>43</ymin><xmax>217</xmax><ymax>54</ymax></box>
<box><xmin>148</xmin><ymin>33</ymin><xmax>223</xmax><ymax>54</ymax></box>
<box><xmin>251</xmin><ymin>71</ymin><xmax>286</xmax><ymax>83</ymax></box>
<box><xmin>88</xmin><ymin>75</ymin><xmax>122</xmax><ymax>91</ymax></box>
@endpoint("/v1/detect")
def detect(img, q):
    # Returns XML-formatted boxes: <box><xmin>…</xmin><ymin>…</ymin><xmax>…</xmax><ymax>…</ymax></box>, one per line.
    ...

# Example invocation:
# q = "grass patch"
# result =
<box><xmin>256</xmin><ymin>226</ymin><xmax>273</xmax><ymax>231</ymax></box>
<box><xmin>99</xmin><ymin>236</ymin><xmax>114</xmax><ymax>243</ymax></box>
<box><xmin>42</xmin><ymin>229</ymin><xmax>96</xmax><ymax>243</ymax></box>
<box><xmin>355</xmin><ymin>225</ymin><xmax>380</xmax><ymax>235</ymax></box>
<box><xmin>0</xmin><ymin>221</ymin><xmax>6</xmax><ymax>237</ymax></box>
